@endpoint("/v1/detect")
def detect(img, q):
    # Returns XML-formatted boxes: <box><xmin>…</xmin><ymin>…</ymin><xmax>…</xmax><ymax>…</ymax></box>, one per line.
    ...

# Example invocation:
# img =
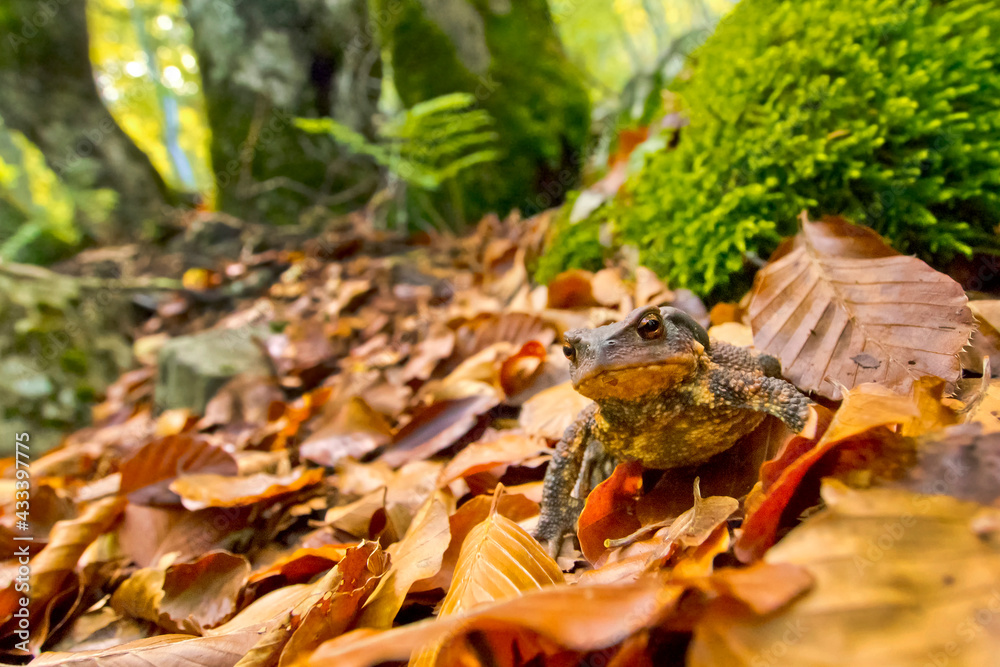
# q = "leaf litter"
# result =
<box><xmin>11</xmin><ymin>209</ymin><xmax>1000</xmax><ymax>665</ymax></box>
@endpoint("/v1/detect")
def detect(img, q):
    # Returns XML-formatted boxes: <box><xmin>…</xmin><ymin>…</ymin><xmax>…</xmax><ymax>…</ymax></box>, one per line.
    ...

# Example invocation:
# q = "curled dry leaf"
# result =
<box><xmin>692</xmin><ymin>483</ymin><xmax>1000</xmax><ymax>667</ymax></box>
<box><xmin>170</xmin><ymin>467</ymin><xmax>324</xmax><ymax>512</ymax></box>
<box><xmin>111</xmin><ymin>551</ymin><xmax>250</xmax><ymax>634</ymax></box>
<box><xmin>749</xmin><ymin>214</ymin><xmax>975</xmax><ymax>399</ymax></box>
<box><xmin>545</xmin><ymin>269</ymin><xmax>601</xmax><ymax>309</ymax></box>
<box><xmin>120</xmin><ymin>435</ymin><xmax>238</xmax><ymax>506</ymax></box>
<box><xmin>357</xmin><ymin>491</ymin><xmax>451</xmax><ymax>628</ymax></box>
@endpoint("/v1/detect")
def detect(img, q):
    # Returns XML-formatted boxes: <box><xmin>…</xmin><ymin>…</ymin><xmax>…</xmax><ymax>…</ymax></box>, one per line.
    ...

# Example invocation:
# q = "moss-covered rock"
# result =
<box><xmin>374</xmin><ymin>0</ymin><xmax>591</xmax><ymax>224</ymax></box>
<box><xmin>545</xmin><ymin>0</ymin><xmax>1000</xmax><ymax>296</ymax></box>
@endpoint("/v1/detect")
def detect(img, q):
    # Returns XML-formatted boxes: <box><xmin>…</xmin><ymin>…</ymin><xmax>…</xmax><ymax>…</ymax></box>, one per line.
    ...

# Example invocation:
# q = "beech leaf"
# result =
<box><xmin>749</xmin><ymin>214</ymin><xmax>975</xmax><ymax>399</ymax></box>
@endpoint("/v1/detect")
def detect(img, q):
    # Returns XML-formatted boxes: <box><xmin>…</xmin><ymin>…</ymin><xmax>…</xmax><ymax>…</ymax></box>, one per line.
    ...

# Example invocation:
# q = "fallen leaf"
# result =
<box><xmin>111</xmin><ymin>551</ymin><xmax>250</xmax><ymax>634</ymax></box>
<box><xmin>749</xmin><ymin>213</ymin><xmax>975</xmax><ymax>399</ymax></box>
<box><xmin>357</xmin><ymin>491</ymin><xmax>450</xmax><ymax>628</ymax></box>
<box><xmin>300</xmin><ymin>397</ymin><xmax>393</xmax><ymax>467</ymax></box>
<box><xmin>518</xmin><ymin>382</ymin><xmax>593</xmax><ymax>440</ymax></box>
<box><xmin>120</xmin><ymin>436</ymin><xmax>238</xmax><ymax>506</ymax></box>
<box><xmin>381</xmin><ymin>395</ymin><xmax>497</xmax><ymax>467</ymax></box>
<box><xmin>300</xmin><ymin>579</ymin><xmax>683</xmax><ymax>667</ymax></box>
<box><xmin>438</xmin><ymin>490</ymin><xmax>563</xmax><ymax>617</ymax></box>
<box><xmin>170</xmin><ymin>467</ymin><xmax>324</xmax><ymax>511</ymax></box>
<box><xmin>577</xmin><ymin>461</ymin><xmax>645</xmax><ymax>564</ymax></box>
<box><xmin>692</xmin><ymin>483</ymin><xmax>1000</xmax><ymax>666</ymax></box>
<box><xmin>437</xmin><ymin>433</ymin><xmax>548</xmax><ymax>487</ymax></box>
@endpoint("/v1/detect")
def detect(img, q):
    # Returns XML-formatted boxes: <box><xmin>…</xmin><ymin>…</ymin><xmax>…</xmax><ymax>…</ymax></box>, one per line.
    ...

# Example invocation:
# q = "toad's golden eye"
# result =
<box><xmin>637</xmin><ymin>312</ymin><xmax>663</xmax><ymax>340</ymax></box>
<box><xmin>562</xmin><ymin>343</ymin><xmax>576</xmax><ymax>361</ymax></box>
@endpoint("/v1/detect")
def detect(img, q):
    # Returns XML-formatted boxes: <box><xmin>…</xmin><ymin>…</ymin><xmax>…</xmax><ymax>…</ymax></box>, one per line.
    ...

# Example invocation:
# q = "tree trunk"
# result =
<box><xmin>0</xmin><ymin>0</ymin><xmax>172</xmax><ymax>233</ymax></box>
<box><xmin>182</xmin><ymin>0</ymin><xmax>381</xmax><ymax>224</ymax></box>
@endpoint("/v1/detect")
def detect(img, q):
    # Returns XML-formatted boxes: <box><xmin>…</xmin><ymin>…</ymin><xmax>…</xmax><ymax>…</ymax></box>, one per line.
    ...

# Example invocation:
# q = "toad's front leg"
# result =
<box><xmin>534</xmin><ymin>403</ymin><xmax>614</xmax><ymax>557</ymax></box>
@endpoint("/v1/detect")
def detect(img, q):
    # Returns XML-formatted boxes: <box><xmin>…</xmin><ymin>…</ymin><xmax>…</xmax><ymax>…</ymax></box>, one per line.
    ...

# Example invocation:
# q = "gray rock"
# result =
<box><xmin>155</xmin><ymin>325</ymin><xmax>272</xmax><ymax>414</ymax></box>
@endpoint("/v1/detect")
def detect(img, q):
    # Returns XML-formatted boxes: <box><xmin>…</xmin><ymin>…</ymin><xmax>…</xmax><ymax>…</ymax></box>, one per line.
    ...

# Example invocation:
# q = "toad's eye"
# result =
<box><xmin>637</xmin><ymin>313</ymin><xmax>663</xmax><ymax>340</ymax></box>
<box><xmin>562</xmin><ymin>343</ymin><xmax>576</xmax><ymax>361</ymax></box>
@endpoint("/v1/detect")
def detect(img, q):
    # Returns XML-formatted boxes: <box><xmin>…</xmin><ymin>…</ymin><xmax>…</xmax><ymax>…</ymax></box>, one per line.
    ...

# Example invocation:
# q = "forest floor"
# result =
<box><xmin>8</xmin><ymin>206</ymin><xmax>1000</xmax><ymax>666</ymax></box>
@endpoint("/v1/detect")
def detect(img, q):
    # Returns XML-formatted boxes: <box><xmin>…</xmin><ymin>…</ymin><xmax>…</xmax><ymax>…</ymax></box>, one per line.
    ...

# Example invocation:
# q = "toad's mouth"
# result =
<box><xmin>573</xmin><ymin>359</ymin><xmax>696</xmax><ymax>400</ymax></box>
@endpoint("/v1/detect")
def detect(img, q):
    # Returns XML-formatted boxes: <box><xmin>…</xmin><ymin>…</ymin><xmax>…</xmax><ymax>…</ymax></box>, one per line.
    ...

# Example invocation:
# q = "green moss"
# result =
<box><xmin>534</xmin><ymin>193</ymin><xmax>611</xmax><ymax>283</ymax></box>
<box><xmin>374</xmin><ymin>0</ymin><xmax>591</xmax><ymax>224</ymax></box>
<box><xmin>544</xmin><ymin>0</ymin><xmax>1000</xmax><ymax>295</ymax></box>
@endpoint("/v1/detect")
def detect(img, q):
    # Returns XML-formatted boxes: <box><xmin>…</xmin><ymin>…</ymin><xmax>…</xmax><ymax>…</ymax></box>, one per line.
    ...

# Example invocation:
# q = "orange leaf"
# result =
<box><xmin>577</xmin><ymin>461</ymin><xmax>644</xmax><ymax>563</ymax></box>
<box><xmin>170</xmin><ymin>468</ymin><xmax>323</xmax><ymax>511</ymax></box>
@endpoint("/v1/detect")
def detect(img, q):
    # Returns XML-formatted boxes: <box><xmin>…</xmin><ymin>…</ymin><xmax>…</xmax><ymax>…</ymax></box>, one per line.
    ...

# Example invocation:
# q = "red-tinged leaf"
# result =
<box><xmin>452</xmin><ymin>312</ymin><xmax>556</xmax><ymax>362</ymax></box>
<box><xmin>300</xmin><ymin>397</ymin><xmax>393</xmax><ymax>467</ymax></box>
<box><xmin>577</xmin><ymin>461</ymin><xmax>645</xmax><ymax>563</ymax></box>
<box><xmin>498</xmin><ymin>341</ymin><xmax>547</xmax><ymax>397</ymax></box>
<box><xmin>247</xmin><ymin>545</ymin><xmax>351</xmax><ymax>588</ymax></box>
<box><xmin>120</xmin><ymin>435</ymin><xmax>238</xmax><ymax>505</ymax></box>
<box><xmin>170</xmin><ymin>467</ymin><xmax>324</xmax><ymax>511</ymax></box>
<box><xmin>546</xmin><ymin>269</ymin><xmax>600</xmax><ymax>309</ymax></box>
<box><xmin>381</xmin><ymin>395</ymin><xmax>497</xmax><ymax>468</ymax></box>
<box><xmin>737</xmin><ymin>386</ymin><xmax>930</xmax><ymax>561</ymax></box>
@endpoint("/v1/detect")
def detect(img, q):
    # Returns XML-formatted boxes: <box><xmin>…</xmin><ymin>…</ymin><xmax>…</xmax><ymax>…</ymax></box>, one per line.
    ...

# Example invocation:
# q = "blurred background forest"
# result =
<box><xmin>4</xmin><ymin>0</ymin><xmax>1000</xmax><ymax>453</ymax></box>
<box><xmin>0</xmin><ymin>0</ymin><xmax>733</xmax><ymax>450</ymax></box>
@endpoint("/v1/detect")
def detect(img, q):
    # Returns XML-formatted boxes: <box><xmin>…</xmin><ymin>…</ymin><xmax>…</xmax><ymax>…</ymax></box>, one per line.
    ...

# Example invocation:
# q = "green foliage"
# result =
<box><xmin>374</xmin><ymin>0</ymin><xmax>591</xmax><ymax>225</ymax></box>
<box><xmin>0</xmin><ymin>124</ymin><xmax>116</xmax><ymax>264</ymax></box>
<box><xmin>0</xmin><ymin>271</ymin><xmax>132</xmax><ymax>453</ymax></box>
<box><xmin>547</xmin><ymin>0</ymin><xmax>1000</xmax><ymax>295</ymax></box>
<box><xmin>534</xmin><ymin>192</ymin><xmax>613</xmax><ymax>282</ymax></box>
<box><xmin>296</xmin><ymin>93</ymin><xmax>499</xmax><ymax>193</ymax></box>
<box><xmin>295</xmin><ymin>93</ymin><xmax>499</xmax><ymax>190</ymax></box>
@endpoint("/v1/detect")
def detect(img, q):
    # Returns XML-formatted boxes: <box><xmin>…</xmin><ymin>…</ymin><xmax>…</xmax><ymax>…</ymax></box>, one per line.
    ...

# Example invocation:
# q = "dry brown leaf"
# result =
<box><xmin>299</xmin><ymin>397</ymin><xmax>394</xmax><ymax>467</ymax></box>
<box><xmin>357</xmin><ymin>491</ymin><xmax>450</xmax><ymax>628</ymax></box>
<box><xmin>170</xmin><ymin>467</ymin><xmax>323</xmax><ymax>511</ymax></box>
<box><xmin>749</xmin><ymin>214</ymin><xmax>975</xmax><ymax>399</ymax></box>
<box><xmin>381</xmin><ymin>395</ymin><xmax>497</xmax><ymax>468</ymax></box>
<box><xmin>120</xmin><ymin>435</ymin><xmax>238</xmax><ymax>506</ymax></box>
<box><xmin>111</xmin><ymin>551</ymin><xmax>250</xmax><ymax>634</ymax></box>
<box><xmin>300</xmin><ymin>578</ymin><xmax>683</xmax><ymax>667</ymax></box>
<box><xmin>33</xmin><ymin>543</ymin><xmax>387</xmax><ymax>667</ymax></box>
<box><xmin>692</xmin><ymin>482</ymin><xmax>1000</xmax><ymax>666</ymax></box>
<box><xmin>437</xmin><ymin>433</ymin><xmax>548</xmax><ymax>487</ymax></box>
<box><xmin>2</xmin><ymin>497</ymin><xmax>126</xmax><ymax>627</ymax></box>
<box><xmin>518</xmin><ymin>381</ymin><xmax>593</xmax><ymax>440</ymax></box>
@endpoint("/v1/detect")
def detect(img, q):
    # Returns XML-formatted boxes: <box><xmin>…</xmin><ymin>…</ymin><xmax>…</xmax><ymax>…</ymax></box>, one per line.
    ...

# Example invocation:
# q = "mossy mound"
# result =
<box><xmin>543</xmin><ymin>0</ymin><xmax>1000</xmax><ymax>295</ymax></box>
